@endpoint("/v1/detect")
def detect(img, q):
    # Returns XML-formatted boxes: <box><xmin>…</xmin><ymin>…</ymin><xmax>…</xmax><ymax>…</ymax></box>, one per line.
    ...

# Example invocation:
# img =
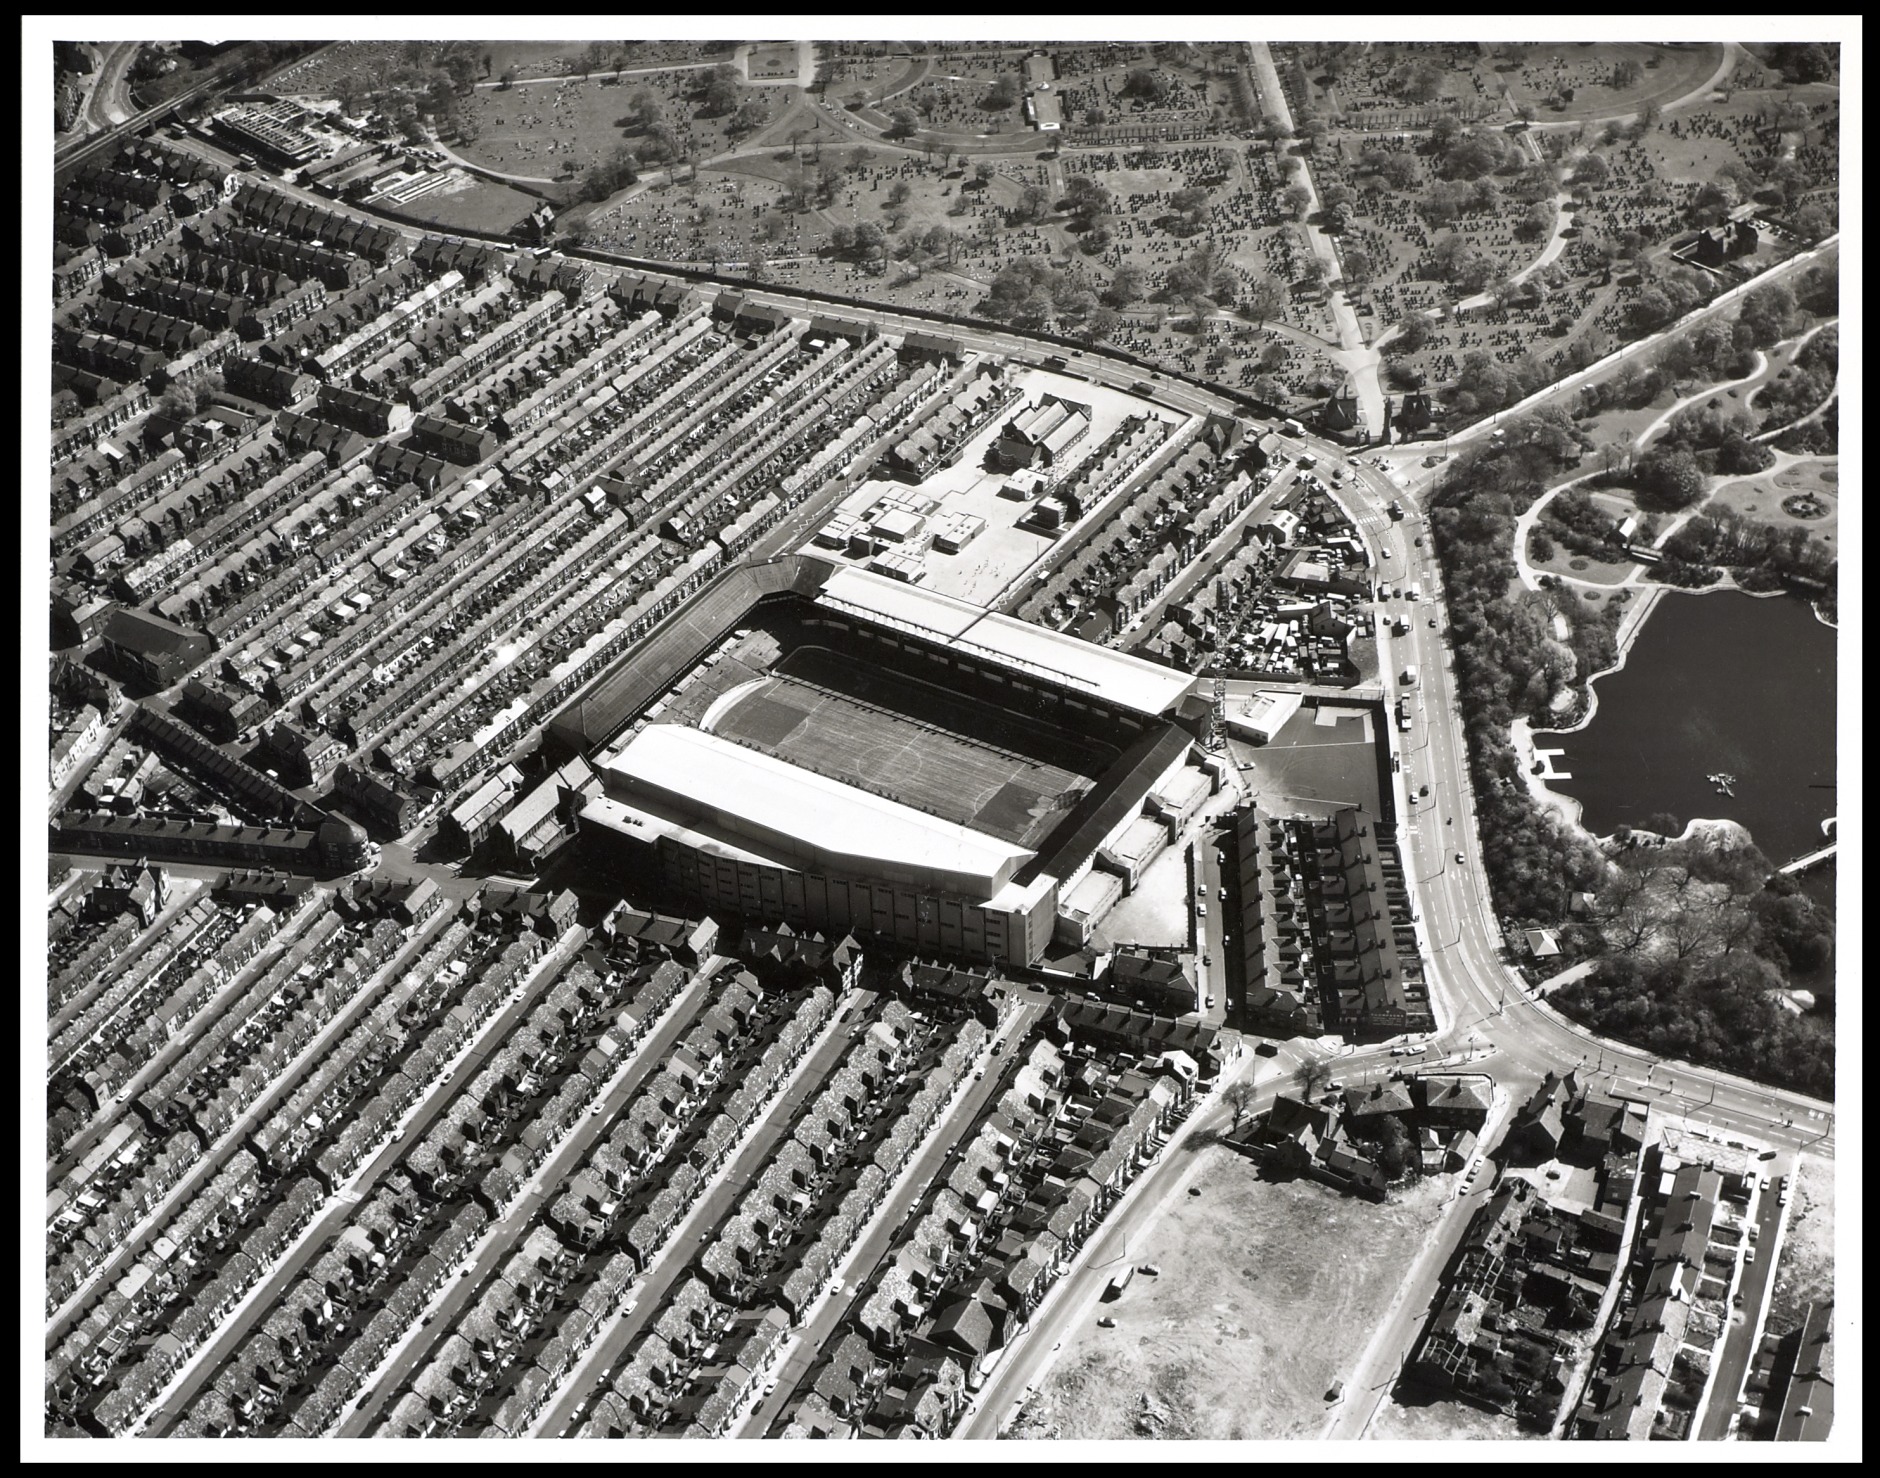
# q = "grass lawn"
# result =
<box><xmin>1533</xmin><ymin>547</ymin><xmax>1636</xmax><ymax>586</ymax></box>
<box><xmin>1704</xmin><ymin>459</ymin><xmax>1838</xmax><ymax>544</ymax></box>
<box><xmin>1010</xmin><ymin>1145</ymin><xmax>1457</xmax><ymax>1440</ymax></box>
<box><xmin>1500</xmin><ymin>42</ymin><xmax>1725</xmax><ymax>121</ymax></box>
<box><xmin>459</xmin><ymin>67</ymin><xmax>784</xmax><ymax>180</ymax></box>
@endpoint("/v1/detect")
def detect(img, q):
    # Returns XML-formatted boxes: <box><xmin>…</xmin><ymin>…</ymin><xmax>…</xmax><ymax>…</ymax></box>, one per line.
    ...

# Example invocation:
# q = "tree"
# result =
<box><xmin>1375</xmin><ymin>1114</ymin><xmax>1413</xmax><ymax>1179</ymax></box>
<box><xmin>701</xmin><ymin>62</ymin><xmax>742</xmax><ymax>116</ymax></box>
<box><xmin>1769</xmin><ymin>42</ymin><xmax>1835</xmax><ymax>84</ymax></box>
<box><xmin>1011</xmin><ymin>183</ymin><xmax>1052</xmax><ymax>225</ymax></box>
<box><xmin>1281</xmin><ymin>184</ymin><xmax>1312</xmax><ymax>220</ymax></box>
<box><xmin>1611</xmin><ymin>58</ymin><xmax>1643</xmax><ymax>91</ymax></box>
<box><xmin>885</xmin><ymin>107</ymin><xmax>917</xmax><ymax>140</ymax></box>
<box><xmin>1120</xmin><ymin>66</ymin><xmax>1171</xmax><ymax>105</ymax></box>
<box><xmin>981</xmin><ymin>75</ymin><xmax>1018</xmax><ymax>111</ymax></box>
<box><xmin>1169</xmin><ymin>184</ymin><xmax>1209</xmax><ymax>228</ymax></box>
<box><xmin>1252</xmin><ymin>373</ymin><xmax>1289</xmax><ymax>405</ymax></box>
<box><xmin>1224</xmin><ymin>1081</ymin><xmax>1258</xmax><ymax>1134</ymax></box>
<box><xmin>1243</xmin><ymin>277</ymin><xmax>1285</xmax><ymax>328</ymax></box>
<box><xmin>1573</xmin><ymin>152</ymin><xmax>1610</xmax><ymax>189</ymax></box>
<box><xmin>1633</xmin><ymin>447</ymin><xmax>1706</xmax><ymax>512</ymax></box>
<box><xmin>729</xmin><ymin>97</ymin><xmax>768</xmax><ymax>137</ymax></box>
<box><xmin>1391</xmin><ymin>314</ymin><xmax>1433</xmax><ymax>355</ymax></box>
<box><xmin>1516</xmin><ymin>201</ymin><xmax>1554</xmax><ymax>242</ymax></box>
<box><xmin>1293</xmin><ymin>1058</ymin><xmax>1332</xmax><ymax>1101</ymax></box>
<box><xmin>1633</xmin><ymin>100</ymin><xmax>1663</xmax><ymax>138</ymax></box>
<box><xmin>1102</xmin><ymin>264</ymin><xmax>1144</xmax><ymax>308</ymax></box>
<box><xmin>1061</xmin><ymin>175</ymin><xmax>1114</xmax><ymax>227</ymax></box>
<box><xmin>1084</xmin><ymin>305</ymin><xmax>1121</xmax><ymax>343</ymax></box>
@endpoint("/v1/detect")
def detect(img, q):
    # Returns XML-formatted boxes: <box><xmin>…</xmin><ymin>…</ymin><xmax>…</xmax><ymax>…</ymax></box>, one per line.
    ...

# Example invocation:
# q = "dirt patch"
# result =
<box><xmin>1370</xmin><ymin>1389</ymin><xmax>1528</xmax><ymax>1441</ymax></box>
<box><xmin>1766</xmin><ymin>1153</ymin><xmax>1834</xmax><ymax>1337</ymax></box>
<box><xmin>1009</xmin><ymin>1145</ymin><xmax>1451</xmax><ymax>1440</ymax></box>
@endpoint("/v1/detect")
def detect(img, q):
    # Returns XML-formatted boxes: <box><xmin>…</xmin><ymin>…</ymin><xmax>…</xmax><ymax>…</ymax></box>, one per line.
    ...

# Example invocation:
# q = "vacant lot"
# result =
<box><xmin>1010</xmin><ymin>1144</ymin><xmax>1451</xmax><ymax>1440</ymax></box>
<box><xmin>1765</xmin><ymin>1152</ymin><xmax>1834</xmax><ymax>1338</ymax></box>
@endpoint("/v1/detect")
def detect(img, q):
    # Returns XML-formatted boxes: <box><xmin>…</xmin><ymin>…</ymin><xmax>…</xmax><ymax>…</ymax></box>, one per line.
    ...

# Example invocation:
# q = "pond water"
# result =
<box><xmin>1538</xmin><ymin>591</ymin><xmax>1837</xmax><ymax>865</ymax></box>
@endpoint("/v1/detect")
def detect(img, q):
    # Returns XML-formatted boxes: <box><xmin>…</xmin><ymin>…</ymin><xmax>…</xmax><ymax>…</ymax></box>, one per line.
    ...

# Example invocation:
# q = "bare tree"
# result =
<box><xmin>1293</xmin><ymin>1057</ymin><xmax>1332</xmax><ymax>1101</ymax></box>
<box><xmin>1668</xmin><ymin>906</ymin><xmax>1717</xmax><ymax>962</ymax></box>
<box><xmin>1224</xmin><ymin>1080</ymin><xmax>1258</xmax><ymax>1134</ymax></box>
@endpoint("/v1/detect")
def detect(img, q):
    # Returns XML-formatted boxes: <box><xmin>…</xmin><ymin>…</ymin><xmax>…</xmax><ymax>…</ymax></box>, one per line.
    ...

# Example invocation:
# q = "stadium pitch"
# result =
<box><xmin>705</xmin><ymin>644</ymin><xmax>1118</xmax><ymax>847</ymax></box>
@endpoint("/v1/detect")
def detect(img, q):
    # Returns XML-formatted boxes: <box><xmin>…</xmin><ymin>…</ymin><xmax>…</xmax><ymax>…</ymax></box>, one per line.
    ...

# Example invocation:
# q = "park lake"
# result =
<box><xmin>1538</xmin><ymin>590</ymin><xmax>1837</xmax><ymax>869</ymax></box>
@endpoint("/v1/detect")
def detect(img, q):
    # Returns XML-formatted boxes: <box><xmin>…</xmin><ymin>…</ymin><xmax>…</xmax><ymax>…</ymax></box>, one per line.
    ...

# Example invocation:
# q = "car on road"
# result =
<box><xmin>1098</xmin><ymin>1315</ymin><xmax>1117</xmax><ymax>1328</ymax></box>
<box><xmin>1197</xmin><ymin>902</ymin><xmax>1207</xmax><ymax>916</ymax></box>
<box><xmin>1455</xmin><ymin>851</ymin><xmax>1466</xmax><ymax>864</ymax></box>
<box><xmin>1414</xmin><ymin>536</ymin><xmax>1424</xmax><ymax>547</ymax></box>
<box><xmin>1390</xmin><ymin>1046</ymin><xmax>1406</xmax><ymax>1057</ymax></box>
<box><xmin>1205</xmin><ymin>994</ymin><xmax>1215</xmax><ymax>1009</ymax></box>
<box><xmin>1218</xmin><ymin>885</ymin><xmax>1227</xmax><ymax>900</ymax></box>
<box><xmin>974</xmin><ymin>1068</ymin><xmax>986</xmax><ymax>1080</ymax></box>
<box><xmin>1760</xmin><ymin>1176</ymin><xmax>1771</xmax><ymax>1191</ymax></box>
<box><xmin>391</xmin><ymin>1127</ymin><xmax>405</xmax><ymax>1141</ymax></box>
<box><xmin>1745</xmin><ymin>1247</ymin><xmax>1756</xmax><ymax>1263</ymax></box>
<box><xmin>1428</xmin><ymin>617</ymin><xmax>1437</xmax><ymax>628</ymax></box>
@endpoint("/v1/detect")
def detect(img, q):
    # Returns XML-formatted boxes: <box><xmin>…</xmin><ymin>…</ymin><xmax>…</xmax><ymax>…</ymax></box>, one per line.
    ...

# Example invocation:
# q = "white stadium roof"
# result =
<box><xmin>603</xmin><ymin>724</ymin><xmax>1033</xmax><ymax>900</ymax></box>
<box><xmin>816</xmin><ymin>565</ymin><xmax>1196</xmax><ymax>717</ymax></box>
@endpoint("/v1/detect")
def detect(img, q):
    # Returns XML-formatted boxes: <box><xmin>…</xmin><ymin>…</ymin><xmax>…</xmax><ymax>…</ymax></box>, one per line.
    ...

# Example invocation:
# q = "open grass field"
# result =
<box><xmin>704</xmin><ymin>643</ymin><xmax>1118</xmax><ymax>846</ymax></box>
<box><xmin>382</xmin><ymin>173</ymin><xmax>540</xmax><ymax>233</ymax></box>
<box><xmin>1011</xmin><ymin>1143</ymin><xmax>1456</xmax><ymax>1440</ymax></box>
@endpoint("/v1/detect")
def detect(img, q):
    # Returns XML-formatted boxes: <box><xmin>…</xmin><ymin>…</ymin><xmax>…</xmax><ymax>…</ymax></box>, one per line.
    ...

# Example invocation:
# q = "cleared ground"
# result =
<box><xmin>1010</xmin><ymin>1143</ymin><xmax>1454</xmax><ymax>1439</ymax></box>
<box><xmin>705</xmin><ymin>643</ymin><xmax>1117</xmax><ymax>847</ymax></box>
<box><xmin>1765</xmin><ymin>1152</ymin><xmax>1834</xmax><ymax>1338</ymax></box>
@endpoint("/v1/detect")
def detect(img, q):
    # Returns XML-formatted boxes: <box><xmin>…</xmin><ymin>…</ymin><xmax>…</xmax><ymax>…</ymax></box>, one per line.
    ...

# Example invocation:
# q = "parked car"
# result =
<box><xmin>1098</xmin><ymin>1315</ymin><xmax>1117</xmax><ymax>1328</ymax></box>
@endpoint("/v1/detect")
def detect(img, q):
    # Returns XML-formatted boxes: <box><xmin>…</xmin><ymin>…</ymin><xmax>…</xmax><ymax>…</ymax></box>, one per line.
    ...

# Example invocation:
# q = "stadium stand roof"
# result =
<box><xmin>817</xmin><ymin>566</ymin><xmax>1195</xmax><ymax>718</ymax></box>
<box><xmin>548</xmin><ymin>554</ymin><xmax>832</xmax><ymax>752</ymax></box>
<box><xmin>603</xmin><ymin>725</ymin><xmax>1032</xmax><ymax>899</ymax></box>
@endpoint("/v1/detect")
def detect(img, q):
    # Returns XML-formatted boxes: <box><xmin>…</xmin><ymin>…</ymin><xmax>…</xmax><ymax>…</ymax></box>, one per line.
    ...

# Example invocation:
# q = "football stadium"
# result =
<box><xmin>557</xmin><ymin>556</ymin><xmax>1222</xmax><ymax>965</ymax></box>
